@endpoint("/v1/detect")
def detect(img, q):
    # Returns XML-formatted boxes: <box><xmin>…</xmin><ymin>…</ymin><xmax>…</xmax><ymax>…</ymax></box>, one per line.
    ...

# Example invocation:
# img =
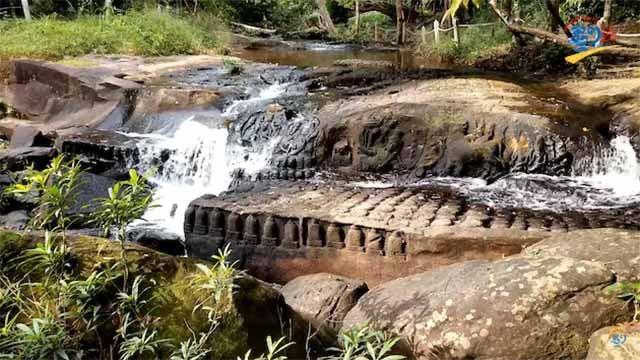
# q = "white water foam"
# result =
<box><xmin>127</xmin><ymin>83</ymin><xmax>289</xmax><ymax>236</ymax></box>
<box><xmin>354</xmin><ymin>136</ymin><xmax>640</xmax><ymax>211</ymax></box>
<box><xmin>578</xmin><ymin>135</ymin><xmax>640</xmax><ymax>196</ymax></box>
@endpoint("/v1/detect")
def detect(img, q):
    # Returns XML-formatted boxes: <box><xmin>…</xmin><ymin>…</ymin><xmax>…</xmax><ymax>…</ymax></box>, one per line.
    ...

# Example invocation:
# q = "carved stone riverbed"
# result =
<box><xmin>4</xmin><ymin>50</ymin><xmax>640</xmax><ymax>360</ymax></box>
<box><xmin>184</xmin><ymin>179</ymin><xmax>640</xmax><ymax>285</ymax></box>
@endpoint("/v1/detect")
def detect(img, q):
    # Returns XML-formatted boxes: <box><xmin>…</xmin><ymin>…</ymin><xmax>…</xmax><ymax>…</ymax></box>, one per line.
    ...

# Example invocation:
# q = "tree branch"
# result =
<box><xmin>489</xmin><ymin>0</ymin><xmax>640</xmax><ymax>58</ymax></box>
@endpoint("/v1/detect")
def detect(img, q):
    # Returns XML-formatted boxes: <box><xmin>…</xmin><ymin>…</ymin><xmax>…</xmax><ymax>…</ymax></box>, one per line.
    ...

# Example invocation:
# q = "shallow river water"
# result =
<box><xmin>123</xmin><ymin>44</ymin><xmax>640</xmax><ymax>236</ymax></box>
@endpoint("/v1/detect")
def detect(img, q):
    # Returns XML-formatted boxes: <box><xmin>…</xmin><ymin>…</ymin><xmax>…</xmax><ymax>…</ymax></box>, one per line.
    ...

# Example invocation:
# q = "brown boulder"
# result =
<box><xmin>5</xmin><ymin>60</ymin><xmax>140</xmax><ymax>131</ymax></box>
<box><xmin>586</xmin><ymin>325</ymin><xmax>640</xmax><ymax>360</ymax></box>
<box><xmin>127</xmin><ymin>87</ymin><xmax>222</xmax><ymax>129</ymax></box>
<box><xmin>315</xmin><ymin>78</ymin><xmax>607</xmax><ymax>180</ymax></box>
<box><xmin>281</xmin><ymin>273</ymin><xmax>368</xmax><ymax>331</ymax></box>
<box><xmin>342</xmin><ymin>254</ymin><xmax>627</xmax><ymax>360</ymax></box>
<box><xmin>527</xmin><ymin>229</ymin><xmax>640</xmax><ymax>282</ymax></box>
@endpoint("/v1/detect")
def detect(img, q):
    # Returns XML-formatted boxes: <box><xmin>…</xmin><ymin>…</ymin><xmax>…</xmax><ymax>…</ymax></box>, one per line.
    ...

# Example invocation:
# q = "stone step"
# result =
<box><xmin>184</xmin><ymin>180</ymin><xmax>639</xmax><ymax>285</ymax></box>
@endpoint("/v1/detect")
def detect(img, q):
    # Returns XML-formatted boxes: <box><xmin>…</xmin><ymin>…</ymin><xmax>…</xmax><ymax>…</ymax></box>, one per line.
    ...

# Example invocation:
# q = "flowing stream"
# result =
<box><xmin>119</xmin><ymin>45</ymin><xmax>640</xmax><ymax>237</ymax></box>
<box><xmin>125</xmin><ymin>83</ymin><xmax>287</xmax><ymax>235</ymax></box>
<box><xmin>402</xmin><ymin>135</ymin><xmax>640</xmax><ymax>211</ymax></box>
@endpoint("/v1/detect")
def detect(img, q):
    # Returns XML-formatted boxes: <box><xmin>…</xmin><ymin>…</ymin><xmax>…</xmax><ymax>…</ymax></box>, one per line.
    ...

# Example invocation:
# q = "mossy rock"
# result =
<box><xmin>0</xmin><ymin>230</ymin><xmax>335</xmax><ymax>358</ymax></box>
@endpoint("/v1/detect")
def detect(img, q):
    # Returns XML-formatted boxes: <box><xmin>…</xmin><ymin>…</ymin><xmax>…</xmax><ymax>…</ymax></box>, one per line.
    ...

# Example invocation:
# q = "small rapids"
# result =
<box><xmin>119</xmin><ymin>62</ymin><xmax>640</xmax><ymax>236</ymax></box>
<box><xmin>389</xmin><ymin>135</ymin><xmax>640</xmax><ymax>211</ymax></box>
<box><xmin>124</xmin><ymin>83</ymin><xmax>287</xmax><ymax>236</ymax></box>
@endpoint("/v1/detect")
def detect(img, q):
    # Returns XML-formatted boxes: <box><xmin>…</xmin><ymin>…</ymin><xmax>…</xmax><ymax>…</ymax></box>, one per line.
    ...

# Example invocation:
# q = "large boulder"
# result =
<box><xmin>526</xmin><ymin>229</ymin><xmax>640</xmax><ymax>282</ymax></box>
<box><xmin>5</xmin><ymin>60</ymin><xmax>140</xmax><ymax>131</ymax></box>
<box><xmin>586</xmin><ymin>325</ymin><xmax>640</xmax><ymax>360</ymax></box>
<box><xmin>342</xmin><ymin>254</ymin><xmax>628</xmax><ymax>360</ymax></box>
<box><xmin>0</xmin><ymin>146</ymin><xmax>57</xmax><ymax>171</ymax></box>
<box><xmin>281</xmin><ymin>273</ymin><xmax>368</xmax><ymax>331</ymax></box>
<box><xmin>560</xmin><ymin>78</ymin><xmax>640</xmax><ymax>152</ymax></box>
<box><xmin>314</xmin><ymin>78</ymin><xmax>608</xmax><ymax>180</ymax></box>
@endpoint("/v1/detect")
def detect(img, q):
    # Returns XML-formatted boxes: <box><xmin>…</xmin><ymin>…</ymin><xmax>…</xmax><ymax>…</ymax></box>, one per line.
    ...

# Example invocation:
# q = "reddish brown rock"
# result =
<box><xmin>185</xmin><ymin>181</ymin><xmax>559</xmax><ymax>286</ymax></box>
<box><xmin>280</xmin><ymin>273</ymin><xmax>368</xmax><ymax>331</ymax></box>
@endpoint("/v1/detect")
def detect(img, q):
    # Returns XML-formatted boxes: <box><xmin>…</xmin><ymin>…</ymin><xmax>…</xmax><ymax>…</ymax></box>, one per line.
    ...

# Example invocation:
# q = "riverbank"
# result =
<box><xmin>0</xmin><ymin>10</ymin><xmax>228</xmax><ymax>60</ymax></box>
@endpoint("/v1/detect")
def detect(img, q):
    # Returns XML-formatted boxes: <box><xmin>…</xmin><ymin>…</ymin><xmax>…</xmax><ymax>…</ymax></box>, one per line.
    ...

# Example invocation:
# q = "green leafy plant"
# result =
<box><xmin>443</xmin><ymin>0</ymin><xmax>483</xmax><ymax>21</ymax></box>
<box><xmin>191</xmin><ymin>244</ymin><xmax>240</xmax><ymax>321</ymax></box>
<box><xmin>15</xmin><ymin>231</ymin><xmax>68</xmax><ymax>279</ymax></box>
<box><xmin>169</xmin><ymin>331</ymin><xmax>212</xmax><ymax>360</ymax></box>
<box><xmin>115</xmin><ymin>275</ymin><xmax>150</xmax><ymax>321</ymax></box>
<box><xmin>91</xmin><ymin>169</ymin><xmax>155</xmax><ymax>288</ymax></box>
<box><xmin>5</xmin><ymin>154</ymin><xmax>83</xmax><ymax>246</ymax></box>
<box><xmin>329</xmin><ymin>323</ymin><xmax>406</xmax><ymax>360</ymax></box>
<box><xmin>223</xmin><ymin>58</ymin><xmax>243</xmax><ymax>75</ymax></box>
<box><xmin>238</xmin><ymin>336</ymin><xmax>294</xmax><ymax>360</ymax></box>
<box><xmin>119</xmin><ymin>328</ymin><xmax>167</xmax><ymax>360</ymax></box>
<box><xmin>14</xmin><ymin>314</ymin><xmax>74</xmax><ymax>360</ymax></box>
<box><xmin>607</xmin><ymin>281</ymin><xmax>640</xmax><ymax>322</ymax></box>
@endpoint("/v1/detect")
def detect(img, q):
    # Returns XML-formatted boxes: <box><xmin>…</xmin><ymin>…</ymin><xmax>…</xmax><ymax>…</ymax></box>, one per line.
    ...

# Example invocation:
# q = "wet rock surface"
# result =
<box><xmin>0</xmin><ymin>210</ymin><xmax>29</xmax><ymax>230</ymax></box>
<box><xmin>185</xmin><ymin>180</ymin><xmax>563</xmax><ymax>285</ymax></box>
<box><xmin>126</xmin><ymin>225</ymin><xmax>186</xmax><ymax>256</ymax></box>
<box><xmin>314</xmin><ymin>77</ymin><xmax>609</xmax><ymax>180</ymax></box>
<box><xmin>281</xmin><ymin>273</ymin><xmax>368</xmax><ymax>331</ymax></box>
<box><xmin>2</xmin><ymin>52</ymin><xmax>640</xmax><ymax>359</ymax></box>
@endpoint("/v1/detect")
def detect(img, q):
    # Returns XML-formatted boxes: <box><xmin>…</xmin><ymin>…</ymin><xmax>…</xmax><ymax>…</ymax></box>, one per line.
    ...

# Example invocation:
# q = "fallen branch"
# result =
<box><xmin>488</xmin><ymin>0</ymin><xmax>640</xmax><ymax>58</ymax></box>
<box><xmin>230</xmin><ymin>22</ymin><xmax>277</xmax><ymax>35</ymax></box>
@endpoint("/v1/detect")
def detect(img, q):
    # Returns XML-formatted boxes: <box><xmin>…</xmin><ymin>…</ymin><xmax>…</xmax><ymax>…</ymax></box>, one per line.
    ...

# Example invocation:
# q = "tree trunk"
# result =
<box><xmin>315</xmin><ymin>0</ymin><xmax>337</xmax><ymax>36</ymax></box>
<box><xmin>20</xmin><ymin>0</ymin><xmax>31</xmax><ymax>20</ymax></box>
<box><xmin>503</xmin><ymin>0</ymin><xmax>513</xmax><ymax>21</ymax></box>
<box><xmin>355</xmin><ymin>0</ymin><xmax>360</xmax><ymax>35</ymax></box>
<box><xmin>548</xmin><ymin>0</ymin><xmax>564</xmax><ymax>33</ymax></box>
<box><xmin>601</xmin><ymin>0</ymin><xmax>612</xmax><ymax>28</ymax></box>
<box><xmin>105</xmin><ymin>0</ymin><xmax>113</xmax><ymax>17</ymax></box>
<box><xmin>396</xmin><ymin>0</ymin><xmax>404</xmax><ymax>45</ymax></box>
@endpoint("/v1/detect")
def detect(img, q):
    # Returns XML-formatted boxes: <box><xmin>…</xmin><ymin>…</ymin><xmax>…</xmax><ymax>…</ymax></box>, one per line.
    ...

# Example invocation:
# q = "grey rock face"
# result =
<box><xmin>342</xmin><ymin>254</ymin><xmax>626</xmax><ymax>360</ymax></box>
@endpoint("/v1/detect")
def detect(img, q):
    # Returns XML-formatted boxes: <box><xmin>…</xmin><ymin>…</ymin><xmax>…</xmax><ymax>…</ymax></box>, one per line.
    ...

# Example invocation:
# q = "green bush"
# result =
<box><xmin>0</xmin><ymin>10</ymin><xmax>226</xmax><ymax>60</ymax></box>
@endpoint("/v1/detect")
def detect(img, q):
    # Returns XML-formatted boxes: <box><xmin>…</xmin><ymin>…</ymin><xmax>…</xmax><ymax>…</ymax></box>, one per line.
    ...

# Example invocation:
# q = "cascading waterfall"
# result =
<box><xmin>579</xmin><ymin>135</ymin><xmax>640</xmax><ymax>196</ymax></box>
<box><xmin>126</xmin><ymin>83</ymin><xmax>289</xmax><ymax>236</ymax></box>
<box><xmin>464</xmin><ymin>135</ymin><xmax>640</xmax><ymax>210</ymax></box>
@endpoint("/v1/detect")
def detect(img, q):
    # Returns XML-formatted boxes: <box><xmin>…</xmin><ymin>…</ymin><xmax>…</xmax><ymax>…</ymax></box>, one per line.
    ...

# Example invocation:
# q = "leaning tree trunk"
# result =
<box><xmin>315</xmin><ymin>0</ymin><xmax>337</xmax><ymax>36</ymax></box>
<box><xmin>548</xmin><ymin>0</ymin><xmax>564</xmax><ymax>33</ymax></box>
<box><xmin>395</xmin><ymin>0</ymin><xmax>404</xmax><ymax>45</ymax></box>
<box><xmin>20</xmin><ymin>0</ymin><xmax>31</xmax><ymax>20</ymax></box>
<box><xmin>601</xmin><ymin>0</ymin><xmax>612</xmax><ymax>28</ymax></box>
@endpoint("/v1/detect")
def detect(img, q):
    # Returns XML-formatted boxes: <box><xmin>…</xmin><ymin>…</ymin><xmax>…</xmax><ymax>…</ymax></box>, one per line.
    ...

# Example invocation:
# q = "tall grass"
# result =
<box><xmin>0</xmin><ymin>10</ymin><xmax>226</xmax><ymax>60</ymax></box>
<box><xmin>416</xmin><ymin>23</ymin><xmax>513</xmax><ymax>64</ymax></box>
